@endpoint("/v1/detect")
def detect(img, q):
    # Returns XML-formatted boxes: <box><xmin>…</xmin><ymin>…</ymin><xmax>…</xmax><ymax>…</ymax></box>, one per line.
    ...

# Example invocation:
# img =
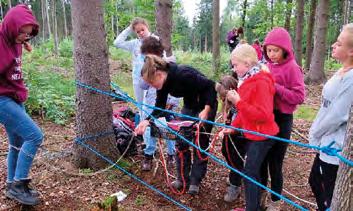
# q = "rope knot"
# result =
<box><xmin>320</xmin><ymin>141</ymin><xmax>342</xmax><ymax>156</ymax></box>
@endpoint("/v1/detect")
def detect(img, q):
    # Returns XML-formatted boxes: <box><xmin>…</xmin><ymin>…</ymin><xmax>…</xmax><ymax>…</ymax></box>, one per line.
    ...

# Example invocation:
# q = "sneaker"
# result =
<box><xmin>224</xmin><ymin>185</ymin><xmax>241</xmax><ymax>202</ymax></box>
<box><xmin>259</xmin><ymin>190</ymin><xmax>268</xmax><ymax>210</ymax></box>
<box><xmin>141</xmin><ymin>157</ymin><xmax>152</xmax><ymax>171</ymax></box>
<box><xmin>6</xmin><ymin>180</ymin><xmax>40</xmax><ymax>206</ymax></box>
<box><xmin>171</xmin><ymin>180</ymin><xmax>183</xmax><ymax>190</ymax></box>
<box><xmin>6</xmin><ymin>181</ymin><xmax>39</xmax><ymax>198</ymax></box>
<box><xmin>267</xmin><ymin>200</ymin><xmax>281</xmax><ymax>211</ymax></box>
<box><xmin>187</xmin><ymin>184</ymin><xmax>199</xmax><ymax>195</ymax></box>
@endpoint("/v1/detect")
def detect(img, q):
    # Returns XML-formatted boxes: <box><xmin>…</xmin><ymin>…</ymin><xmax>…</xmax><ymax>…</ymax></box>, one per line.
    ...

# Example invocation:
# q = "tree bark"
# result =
<box><xmin>241</xmin><ymin>0</ymin><xmax>247</xmax><ymax>28</ymax></box>
<box><xmin>0</xmin><ymin>1</ymin><xmax>3</xmax><ymax>20</ymax></box>
<box><xmin>7</xmin><ymin>0</ymin><xmax>11</xmax><ymax>9</ymax></box>
<box><xmin>204</xmin><ymin>34</ymin><xmax>208</xmax><ymax>53</ymax></box>
<box><xmin>61</xmin><ymin>0</ymin><xmax>68</xmax><ymax>37</ymax></box>
<box><xmin>52</xmin><ymin>0</ymin><xmax>59</xmax><ymax>54</ymax></box>
<box><xmin>331</xmin><ymin>104</ymin><xmax>353</xmax><ymax>211</ymax></box>
<box><xmin>46</xmin><ymin>0</ymin><xmax>51</xmax><ymax>37</ymax></box>
<box><xmin>305</xmin><ymin>0</ymin><xmax>329</xmax><ymax>84</ymax></box>
<box><xmin>212</xmin><ymin>0</ymin><xmax>220</xmax><ymax>78</ymax></box>
<box><xmin>284</xmin><ymin>0</ymin><xmax>293</xmax><ymax>31</ymax></box>
<box><xmin>155</xmin><ymin>0</ymin><xmax>173</xmax><ymax>57</ymax></box>
<box><xmin>304</xmin><ymin>0</ymin><xmax>317</xmax><ymax>71</ymax></box>
<box><xmin>71</xmin><ymin>0</ymin><xmax>118</xmax><ymax>170</ymax></box>
<box><xmin>270</xmin><ymin>0</ymin><xmax>274</xmax><ymax>28</ymax></box>
<box><xmin>294</xmin><ymin>0</ymin><xmax>304</xmax><ymax>66</ymax></box>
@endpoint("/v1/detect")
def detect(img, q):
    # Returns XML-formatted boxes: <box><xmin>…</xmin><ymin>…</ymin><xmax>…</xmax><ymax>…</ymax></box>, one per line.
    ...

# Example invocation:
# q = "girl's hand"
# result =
<box><xmin>134</xmin><ymin>120</ymin><xmax>150</xmax><ymax>135</ymax></box>
<box><xmin>222</xmin><ymin>128</ymin><xmax>234</xmax><ymax>135</ymax></box>
<box><xmin>227</xmin><ymin>90</ymin><xmax>240</xmax><ymax>105</ymax></box>
<box><xmin>199</xmin><ymin>105</ymin><xmax>211</xmax><ymax>121</ymax></box>
<box><xmin>23</xmin><ymin>42</ymin><xmax>32</xmax><ymax>52</ymax></box>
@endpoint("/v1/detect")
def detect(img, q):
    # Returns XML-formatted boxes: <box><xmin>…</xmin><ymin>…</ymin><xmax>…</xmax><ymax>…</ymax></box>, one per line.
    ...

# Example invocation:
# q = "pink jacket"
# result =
<box><xmin>263</xmin><ymin>27</ymin><xmax>305</xmax><ymax>114</ymax></box>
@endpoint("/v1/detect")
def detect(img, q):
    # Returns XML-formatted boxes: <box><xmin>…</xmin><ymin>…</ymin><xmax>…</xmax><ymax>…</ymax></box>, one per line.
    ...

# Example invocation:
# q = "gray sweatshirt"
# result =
<box><xmin>309</xmin><ymin>69</ymin><xmax>353</xmax><ymax>165</ymax></box>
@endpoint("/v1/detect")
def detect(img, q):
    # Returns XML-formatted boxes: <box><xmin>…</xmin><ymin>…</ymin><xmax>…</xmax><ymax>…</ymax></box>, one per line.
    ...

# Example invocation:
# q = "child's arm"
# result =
<box><xmin>275</xmin><ymin>67</ymin><xmax>305</xmax><ymax>105</ymax></box>
<box><xmin>309</xmin><ymin>84</ymin><xmax>353</xmax><ymax>143</ymax></box>
<box><xmin>113</xmin><ymin>25</ymin><xmax>137</xmax><ymax>52</ymax></box>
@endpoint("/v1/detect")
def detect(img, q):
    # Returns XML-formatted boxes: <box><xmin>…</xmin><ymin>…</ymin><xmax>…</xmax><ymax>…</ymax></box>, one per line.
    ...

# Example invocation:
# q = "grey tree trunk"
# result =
<box><xmin>270</xmin><ymin>0</ymin><xmax>274</xmax><ymax>28</ymax></box>
<box><xmin>241</xmin><ymin>0</ymin><xmax>247</xmax><ymax>28</ymax></box>
<box><xmin>204</xmin><ymin>34</ymin><xmax>208</xmax><ymax>53</ymax></box>
<box><xmin>212</xmin><ymin>0</ymin><xmax>220</xmax><ymax>78</ymax></box>
<box><xmin>155</xmin><ymin>0</ymin><xmax>173</xmax><ymax>57</ymax></box>
<box><xmin>7</xmin><ymin>0</ymin><xmax>11</xmax><ymax>9</ymax></box>
<box><xmin>284</xmin><ymin>0</ymin><xmax>293</xmax><ymax>31</ymax></box>
<box><xmin>294</xmin><ymin>0</ymin><xmax>304</xmax><ymax>66</ymax></box>
<box><xmin>0</xmin><ymin>1</ymin><xmax>3</xmax><ymax>20</ymax></box>
<box><xmin>71</xmin><ymin>0</ymin><xmax>118</xmax><ymax>170</ymax></box>
<box><xmin>331</xmin><ymin>104</ymin><xmax>353</xmax><ymax>211</ymax></box>
<box><xmin>52</xmin><ymin>0</ymin><xmax>59</xmax><ymax>55</ymax></box>
<box><xmin>61</xmin><ymin>0</ymin><xmax>68</xmax><ymax>37</ymax></box>
<box><xmin>304</xmin><ymin>0</ymin><xmax>317</xmax><ymax>71</ymax></box>
<box><xmin>305</xmin><ymin>0</ymin><xmax>329</xmax><ymax>84</ymax></box>
<box><xmin>46</xmin><ymin>0</ymin><xmax>51</xmax><ymax>37</ymax></box>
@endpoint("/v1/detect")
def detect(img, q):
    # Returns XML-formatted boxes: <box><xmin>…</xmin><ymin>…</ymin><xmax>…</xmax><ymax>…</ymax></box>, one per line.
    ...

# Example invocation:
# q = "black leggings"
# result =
<box><xmin>175</xmin><ymin>105</ymin><xmax>217</xmax><ymax>186</ymax></box>
<box><xmin>260</xmin><ymin>110</ymin><xmax>293</xmax><ymax>201</ymax></box>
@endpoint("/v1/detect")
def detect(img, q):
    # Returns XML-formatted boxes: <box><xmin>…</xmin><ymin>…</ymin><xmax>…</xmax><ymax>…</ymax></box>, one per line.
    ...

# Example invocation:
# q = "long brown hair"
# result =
<box><xmin>141</xmin><ymin>55</ymin><xmax>168</xmax><ymax>83</ymax></box>
<box><xmin>215</xmin><ymin>75</ymin><xmax>238</xmax><ymax>122</ymax></box>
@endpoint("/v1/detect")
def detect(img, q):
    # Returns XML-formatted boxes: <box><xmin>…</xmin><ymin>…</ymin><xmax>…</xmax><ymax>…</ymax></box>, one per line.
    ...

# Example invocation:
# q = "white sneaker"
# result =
<box><xmin>266</xmin><ymin>200</ymin><xmax>281</xmax><ymax>211</ymax></box>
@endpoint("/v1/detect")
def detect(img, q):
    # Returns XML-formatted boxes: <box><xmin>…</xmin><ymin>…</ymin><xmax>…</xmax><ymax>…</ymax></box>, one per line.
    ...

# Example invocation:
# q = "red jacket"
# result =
<box><xmin>231</xmin><ymin>71</ymin><xmax>279</xmax><ymax>141</ymax></box>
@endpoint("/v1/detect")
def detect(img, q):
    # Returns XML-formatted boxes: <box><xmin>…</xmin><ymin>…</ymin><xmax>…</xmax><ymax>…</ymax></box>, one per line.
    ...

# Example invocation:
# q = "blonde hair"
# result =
<box><xmin>343</xmin><ymin>23</ymin><xmax>353</xmax><ymax>48</ymax></box>
<box><xmin>131</xmin><ymin>17</ymin><xmax>149</xmax><ymax>31</ymax></box>
<box><xmin>231</xmin><ymin>43</ymin><xmax>258</xmax><ymax>67</ymax></box>
<box><xmin>141</xmin><ymin>55</ymin><xmax>168</xmax><ymax>83</ymax></box>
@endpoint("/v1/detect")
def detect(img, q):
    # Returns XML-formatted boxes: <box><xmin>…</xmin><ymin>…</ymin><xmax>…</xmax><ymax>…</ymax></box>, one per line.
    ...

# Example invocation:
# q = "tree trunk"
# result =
<box><xmin>7</xmin><ymin>0</ymin><xmax>11</xmax><ymax>9</ymax></box>
<box><xmin>61</xmin><ymin>0</ymin><xmax>68</xmax><ymax>37</ymax></box>
<box><xmin>0</xmin><ymin>1</ymin><xmax>3</xmax><ymax>20</ymax></box>
<box><xmin>52</xmin><ymin>0</ymin><xmax>59</xmax><ymax>55</ymax></box>
<box><xmin>304</xmin><ymin>0</ymin><xmax>317</xmax><ymax>71</ymax></box>
<box><xmin>305</xmin><ymin>0</ymin><xmax>329</xmax><ymax>84</ymax></box>
<box><xmin>342</xmin><ymin>0</ymin><xmax>350</xmax><ymax>25</ymax></box>
<box><xmin>212</xmin><ymin>0</ymin><xmax>220</xmax><ymax>78</ymax></box>
<box><xmin>294</xmin><ymin>0</ymin><xmax>304</xmax><ymax>66</ymax></box>
<box><xmin>155</xmin><ymin>0</ymin><xmax>173</xmax><ymax>57</ymax></box>
<box><xmin>241</xmin><ymin>0</ymin><xmax>247</xmax><ymax>28</ymax></box>
<box><xmin>46</xmin><ymin>0</ymin><xmax>51</xmax><ymax>37</ymax></box>
<box><xmin>284</xmin><ymin>0</ymin><xmax>293</xmax><ymax>31</ymax></box>
<box><xmin>331</xmin><ymin>104</ymin><xmax>353</xmax><ymax>211</ymax></box>
<box><xmin>71</xmin><ymin>0</ymin><xmax>118</xmax><ymax>170</ymax></box>
<box><xmin>204</xmin><ymin>34</ymin><xmax>208</xmax><ymax>53</ymax></box>
<box><xmin>270</xmin><ymin>0</ymin><xmax>274</xmax><ymax>28</ymax></box>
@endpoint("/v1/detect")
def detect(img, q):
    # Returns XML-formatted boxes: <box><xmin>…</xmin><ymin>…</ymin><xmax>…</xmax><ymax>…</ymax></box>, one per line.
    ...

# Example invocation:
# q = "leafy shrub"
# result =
<box><xmin>59</xmin><ymin>38</ymin><xmax>74</xmax><ymax>58</ymax></box>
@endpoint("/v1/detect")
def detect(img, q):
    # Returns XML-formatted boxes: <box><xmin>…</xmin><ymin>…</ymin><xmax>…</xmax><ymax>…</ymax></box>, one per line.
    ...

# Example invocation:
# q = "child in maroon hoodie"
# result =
<box><xmin>260</xmin><ymin>27</ymin><xmax>305</xmax><ymax>210</ymax></box>
<box><xmin>223</xmin><ymin>44</ymin><xmax>279</xmax><ymax>211</ymax></box>
<box><xmin>0</xmin><ymin>4</ymin><xmax>42</xmax><ymax>206</ymax></box>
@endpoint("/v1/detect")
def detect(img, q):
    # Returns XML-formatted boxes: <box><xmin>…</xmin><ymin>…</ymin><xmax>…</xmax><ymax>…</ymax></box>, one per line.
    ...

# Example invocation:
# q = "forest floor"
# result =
<box><xmin>0</xmin><ymin>61</ymin><xmax>330</xmax><ymax>211</ymax></box>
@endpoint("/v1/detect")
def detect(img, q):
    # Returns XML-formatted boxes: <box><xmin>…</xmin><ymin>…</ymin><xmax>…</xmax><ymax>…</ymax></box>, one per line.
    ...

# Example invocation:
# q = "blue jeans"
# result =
<box><xmin>0</xmin><ymin>96</ymin><xmax>43</xmax><ymax>182</ymax></box>
<box><xmin>143</xmin><ymin>126</ymin><xmax>175</xmax><ymax>156</ymax></box>
<box><xmin>133</xmin><ymin>81</ymin><xmax>145</xmax><ymax>115</ymax></box>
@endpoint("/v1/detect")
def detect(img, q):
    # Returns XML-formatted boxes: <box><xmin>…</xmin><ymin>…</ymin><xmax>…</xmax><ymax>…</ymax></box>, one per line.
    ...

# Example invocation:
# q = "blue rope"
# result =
<box><xmin>109</xmin><ymin>82</ymin><xmax>308</xmax><ymax>210</ymax></box>
<box><xmin>74</xmin><ymin>137</ymin><xmax>191</xmax><ymax>211</ymax></box>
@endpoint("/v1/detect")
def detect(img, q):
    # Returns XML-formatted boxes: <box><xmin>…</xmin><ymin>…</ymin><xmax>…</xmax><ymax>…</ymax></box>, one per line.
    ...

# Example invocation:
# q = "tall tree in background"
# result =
<box><xmin>294</xmin><ymin>0</ymin><xmax>304</xmax><ymax>66</ymax></box>
<box><xmin>306</xmin><ymin>0</ymin><xmax>330</xmax><ymax>84</ymax></box>
<box><xmin>61</xmin><ymin>0</ymin><xmax>68</xmax><ymax>37</ymax></box>
<box><xmin>45</xmin><ymin>0</ymin><xmax>51</xmax><ymax>37</ymax></box>
<box><xmin>155</xmin><ymin>0</ymin><xmax>173</xmax><ymax>57</ymax></box>
<box><xmin>7</xmin><ymin>0</ymin><xmax>11</xmax><ymax>9</ymax></box>
<box><xmin>270</xmin><ymin>0</ymin><xmax>274</xmax><ymax>28</ymax></box>
<box><xmin>331</xmin><ymin>105</ymin><xmax>353</xmax><ymax>211</ymax></box>
<box><xmin>212</xmin><ymin>0</ymin><xmax>220</xmax><ymax>77</ymax></box>
<box><xmin>284</xmin><ymin>0</ymin><xmax>293</xmax><ymax>31</ymax></box>
<box><xmin>52</xmin><ymin>0</ymin><xmax>59</xmax><ymax>54</ymax></box>
<box><xmin>241</xmin><ymin>0</ymin><xmax>247</xmax><ymax>28</ymax></box>
<box><xmin>304</xmin><ymin>0</ymin><xmax>317</xmax><ymax>70</ymax></box>
<box><xmin>71</xmin><ymin>0</ymin><xmax>118</xmax><ymax>169</ymax></box>
<box><xmin>342</xmin><ymin>0</ymin><xmax>351</xmax><ymax>25</ymax></box>
<box><xmin>0</xmin><ymin>0</ymin><xmax>3</xmax><ymax>20</ymax></box>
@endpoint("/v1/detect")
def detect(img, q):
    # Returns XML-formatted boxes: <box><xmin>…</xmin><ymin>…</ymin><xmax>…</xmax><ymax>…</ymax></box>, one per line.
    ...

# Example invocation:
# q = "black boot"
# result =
<box><xmin>6</xmin><ymin>180</ymin><xmax>40</xmax><ymax>206</ymax></box>
<box><xmin>141</xmin><ymin>155</ymin><xmax>153</xmax><ymax>171</ymax></box>
<box><xmin>6</xmin><ymin>181</ymin><xmax>40</xmax><ymax>197</ymax></box>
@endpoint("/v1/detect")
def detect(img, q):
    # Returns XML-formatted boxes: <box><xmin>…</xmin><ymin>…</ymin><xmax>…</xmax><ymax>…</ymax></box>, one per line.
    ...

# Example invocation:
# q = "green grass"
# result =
<box><xmin>294</xmin><ymin>105</ymin><xmax>317</xmax><ymax>121</ymax></box>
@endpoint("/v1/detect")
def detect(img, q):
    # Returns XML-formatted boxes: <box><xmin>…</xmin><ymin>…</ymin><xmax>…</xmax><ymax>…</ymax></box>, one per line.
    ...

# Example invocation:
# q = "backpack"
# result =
<box><xmin>113</xmin><ymin>106</ymin><xmax>142</xmax><ymax>156</ymax></box>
